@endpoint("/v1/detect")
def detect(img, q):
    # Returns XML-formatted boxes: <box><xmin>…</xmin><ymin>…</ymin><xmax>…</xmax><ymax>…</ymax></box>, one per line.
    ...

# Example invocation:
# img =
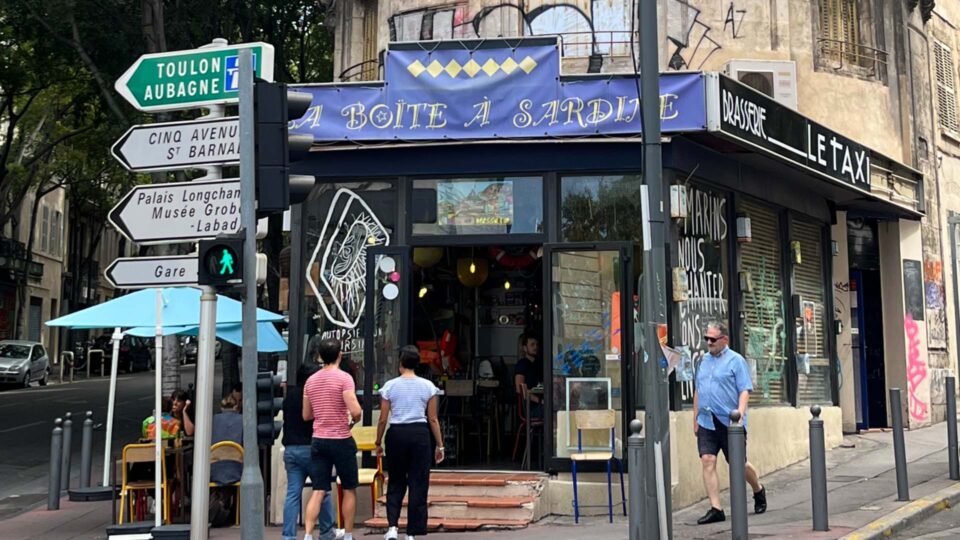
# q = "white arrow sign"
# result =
<box><xmin>111</xmin><ymin>117</ymin><xmax>239</xmax><ymax>172</ymax></box>
<box><xmin>104</xmin><ymin>256</ymin><xmax>198</xmax><ymax>289</ymax></box>
<box><xmin>108</xmin><ymin>179</ymin><xmax>240</xmax><ymax>244</ymax></box>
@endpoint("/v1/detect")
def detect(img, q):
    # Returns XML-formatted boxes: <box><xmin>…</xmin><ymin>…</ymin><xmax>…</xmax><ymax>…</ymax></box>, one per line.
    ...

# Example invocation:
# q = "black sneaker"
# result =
<box><xmin>697</xmin><ymin>507</ymin><xmax>726</xmax><ymax>524</ymax></box>
<box><xmin>754</xmin><ymin>486</ymin><xmax>767</xmax><ymax>514</ymax></box>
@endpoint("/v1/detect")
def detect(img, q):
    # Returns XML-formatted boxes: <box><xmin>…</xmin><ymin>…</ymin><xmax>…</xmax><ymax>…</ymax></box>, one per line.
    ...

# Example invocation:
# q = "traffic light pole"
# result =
<box><xmin>638</xmin><ymin>1</ymin><xmax>672</xmax><ymax>539</ymax></box>
<box><xmin>189</xmin><ymin>38</ymin><xmax>227</xmax><ymax>540</ymax></box>
<box><xmin>238</xmin><ymin>47</ymin><xmax>265</xmax><ymax>540</ymax></box>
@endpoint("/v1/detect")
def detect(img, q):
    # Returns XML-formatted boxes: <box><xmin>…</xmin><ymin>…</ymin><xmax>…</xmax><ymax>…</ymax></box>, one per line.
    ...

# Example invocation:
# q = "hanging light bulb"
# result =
<box><xmin>419</xmin><ymin>286</ymin><xmax>429</xmax><ymax>298</ymax></box>
<box><xmin>504</xmin><ymin>280</ymin><xmax>511</xmax><ymax>290</ymax></box>
<box><xmin>469</xmin><ymin>261</ymin><xmax>476</xmax><ymax>274</ymax></box>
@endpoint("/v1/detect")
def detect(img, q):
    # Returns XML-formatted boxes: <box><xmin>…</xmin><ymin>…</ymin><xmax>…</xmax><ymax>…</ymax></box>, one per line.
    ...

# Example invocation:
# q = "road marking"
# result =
<box><xmin>0</xmin><ymin>420</ymin><xmax>45</xmax><ymax>434</ymax></box>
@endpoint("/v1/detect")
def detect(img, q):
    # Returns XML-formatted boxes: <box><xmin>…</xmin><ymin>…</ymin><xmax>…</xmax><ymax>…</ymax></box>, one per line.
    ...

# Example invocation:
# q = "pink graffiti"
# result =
<box><xmin>905</xmin><ymin>314</ymin><xmax>929</xmax><ymax>422</ymax></box>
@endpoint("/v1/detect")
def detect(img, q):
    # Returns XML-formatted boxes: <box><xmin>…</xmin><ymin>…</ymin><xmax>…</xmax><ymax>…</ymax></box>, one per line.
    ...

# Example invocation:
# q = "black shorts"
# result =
<box><xmin>697</xmin><ymin>416</ymin><xmax>747</xmax><ymax>459</ymax></box>
<box><xmin>311</xmin><ymin>437</ymin><xmax>359</xmax><ymax>491</ymax></box>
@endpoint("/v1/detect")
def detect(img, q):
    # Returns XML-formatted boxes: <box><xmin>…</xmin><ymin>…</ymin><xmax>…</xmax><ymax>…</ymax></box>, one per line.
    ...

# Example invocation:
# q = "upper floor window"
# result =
<box><xmin>816</xmin><ymin>0</ymin><xmax>887</xmax><ymax>81</ymax></box>
<box><xmin>935</xmin><ymin>40</ymin><xmax>959</xmax><ymax>134</ymax></box>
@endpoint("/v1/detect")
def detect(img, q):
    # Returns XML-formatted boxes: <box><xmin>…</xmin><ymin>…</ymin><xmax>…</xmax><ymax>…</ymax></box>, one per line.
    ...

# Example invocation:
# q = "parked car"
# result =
<box><xmin>0</xmin><ymin>340</ymin><xmax>49</xmax><ymax>388</ymax></box>
<box><xmin>88</xmin><ymin>334</ymin><xmax>154</xmax><ymax>373</ymax></box>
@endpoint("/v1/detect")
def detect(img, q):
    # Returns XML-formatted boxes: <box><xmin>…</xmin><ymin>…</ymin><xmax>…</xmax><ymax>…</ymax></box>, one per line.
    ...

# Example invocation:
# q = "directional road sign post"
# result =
<box><xmin>114</xmin><ymin>42</ymin><xmax>274</xmax><ymax>112</ymax></box>
<box><xmin>108</xmin><ymin>179</ymin><xmax>241</xmax><ymax>244</ymax></box>
<box><xmin>104</xmin><ymin>256</ymin><xmax>198</xmax><ymax>289</ymax></box>
<box><xmin>112</xmin><ymin>117</ymin><xmax>239</xmax><ymax>172</ymax></box>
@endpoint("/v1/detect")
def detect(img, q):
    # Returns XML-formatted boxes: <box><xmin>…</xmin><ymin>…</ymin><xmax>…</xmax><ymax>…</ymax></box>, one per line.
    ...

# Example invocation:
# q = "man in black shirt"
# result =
<box><xmin>514</xmin><ymin>334</ymin><xmax>543</xmax><ymax>419</ymax></box>
<box><xmin>281</xmin><ymin>360</ymin><xmax>340</xmax><ymax>540</ymax></box>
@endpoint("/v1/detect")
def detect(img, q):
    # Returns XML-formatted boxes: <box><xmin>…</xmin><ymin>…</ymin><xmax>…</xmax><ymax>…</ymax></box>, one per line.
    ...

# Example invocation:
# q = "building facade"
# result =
<box><xmin>291</xmin><ymin>0</ymin><xmax>948</xmax><ymax>511</ymax></box>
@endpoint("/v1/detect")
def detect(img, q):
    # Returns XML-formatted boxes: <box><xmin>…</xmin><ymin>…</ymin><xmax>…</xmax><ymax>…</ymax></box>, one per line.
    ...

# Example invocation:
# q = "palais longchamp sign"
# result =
<box><xmin>291</xmin><ymin>37</ymin><xmax>707</xmax><ymax>142</ymax></box>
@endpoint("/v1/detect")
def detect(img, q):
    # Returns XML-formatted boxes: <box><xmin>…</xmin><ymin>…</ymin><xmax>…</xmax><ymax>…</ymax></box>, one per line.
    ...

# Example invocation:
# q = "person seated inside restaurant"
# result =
<box><xmin>211</xmin><ymin>395</ymin><xmax>243</xmax><ymax>485</ymax></box>
<box><xmin>514</xmin><ymin>334</ymin><xmax>543</xmax><ymax>419</ymax></box>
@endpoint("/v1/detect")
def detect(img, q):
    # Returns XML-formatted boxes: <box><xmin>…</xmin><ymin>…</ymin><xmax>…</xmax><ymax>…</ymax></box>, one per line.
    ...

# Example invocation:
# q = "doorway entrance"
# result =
<box><xmin>847</xmin><ymin>217</ymin><xmax>886</xmax><ymax>430</ymax></box>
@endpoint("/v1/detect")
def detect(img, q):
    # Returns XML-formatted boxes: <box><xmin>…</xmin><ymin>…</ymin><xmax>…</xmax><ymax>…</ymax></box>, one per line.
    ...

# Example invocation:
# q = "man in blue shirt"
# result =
<box><xmin>693</xmin><ymin>322</ymin><xmax>767</xmax><ymax>525</ymax></box>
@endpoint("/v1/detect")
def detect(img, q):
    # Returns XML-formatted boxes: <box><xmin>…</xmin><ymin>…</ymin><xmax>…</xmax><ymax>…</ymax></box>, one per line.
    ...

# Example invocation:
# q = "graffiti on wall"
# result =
<box><xmin>743</xmin><ymin>257</ymin><xmax>786</xmax><ymax>401</ymax></box>
<box><xmin>388</xmin><ymin>1</ymin><xmax>632</xmax><ymax>57</ymax></box>
<box><xmin>905</xmin><ymin>313</ymin><xmax>929</xmax><ymax>423</ymax></box>
<box><xmin>675</xmin><ymin>184</ymin><xmax>728</xmax><ymax>402</ymax></box>
<box><xmin>923</xmin><ymin>258</ymin><xmax>947</xmax><ymax>347</ymax></box>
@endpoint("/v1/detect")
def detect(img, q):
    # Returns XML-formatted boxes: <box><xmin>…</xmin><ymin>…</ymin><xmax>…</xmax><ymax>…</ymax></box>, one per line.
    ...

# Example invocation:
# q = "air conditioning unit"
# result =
<box><xmin>724</xmin><ymin>60</ymin><xmax>798</xmax><ymax>111</ymax></box>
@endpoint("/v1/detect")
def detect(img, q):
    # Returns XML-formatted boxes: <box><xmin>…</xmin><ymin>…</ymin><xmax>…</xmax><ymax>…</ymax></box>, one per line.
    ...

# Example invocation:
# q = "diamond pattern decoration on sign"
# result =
<box><xmin>405</xmin><ymin>56</ymin><xmax>540</xmax><ymax>79</ymax></box>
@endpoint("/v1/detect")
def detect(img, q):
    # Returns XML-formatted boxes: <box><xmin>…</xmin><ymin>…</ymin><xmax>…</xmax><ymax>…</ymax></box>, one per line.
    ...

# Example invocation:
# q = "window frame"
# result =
<box><xmin>934</xmin><ymin>39</ymin><xmax>960</xmax><ymax>135</ymax></box>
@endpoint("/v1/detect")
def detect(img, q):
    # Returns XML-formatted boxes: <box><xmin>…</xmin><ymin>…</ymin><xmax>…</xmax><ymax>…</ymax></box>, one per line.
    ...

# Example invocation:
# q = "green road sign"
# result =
<box><xmin>115</xmin><ymin>42</ymin><xmax>275</xmax><ymax>112</ymax></box>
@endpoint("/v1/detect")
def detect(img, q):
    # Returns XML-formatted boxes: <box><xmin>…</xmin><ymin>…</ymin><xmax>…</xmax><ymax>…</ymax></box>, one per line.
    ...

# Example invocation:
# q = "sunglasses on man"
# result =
<box><xmin>703</xmin><ymin>336</ymin><xmax>726</xmax><ymax>344</ymax></box>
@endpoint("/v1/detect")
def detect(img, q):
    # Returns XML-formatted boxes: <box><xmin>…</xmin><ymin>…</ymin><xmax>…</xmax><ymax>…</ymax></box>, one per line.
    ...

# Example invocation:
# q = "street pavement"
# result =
<box><xmin>891</xmin><ymin>495</ymin><xmax>960</xmax><ymax>538</ymax></box>
<box><xmin>2</xmin><ymin>415</ymin><xmax>959</xmax><ymax>539</ymax></box>
<box><xmin>0</xmin><ymin>364</ymin><xmax>202</xmax><ymax>519</ymax></box>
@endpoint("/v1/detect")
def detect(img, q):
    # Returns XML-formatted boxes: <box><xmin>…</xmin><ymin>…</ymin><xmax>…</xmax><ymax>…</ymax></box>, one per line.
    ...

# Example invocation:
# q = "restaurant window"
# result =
<box><xmin>412</xmin><ymin>177</ymin><xmax>543</xmax><ymax>236</ymax></box>
<box><xmin>792</xmin><ymin>218</ymin><xmax>832</xmax><ymax>404</ymax></box>
<box><xmin>300</xmin><ymin>181</ymin><xmax>397</xmax><ymax>392</ymax></box>
<box><xmin>673</xmin><ymin>183</ymin><xmax>730</xmax><ymax>406</ymax></box>
<box><xmin>934</xmin><ymin>40</ymin><xmax>959</xmax><ymax>133</ymax></box>
<box><xmin>738</xmin><ymin>199</ymin><xmax>788</xmax><ymax>405</ymax></box>
<box><xmin>560</xmin><ymin>175</ymin><xmax>643</xmax><ymax>243</ymax></box>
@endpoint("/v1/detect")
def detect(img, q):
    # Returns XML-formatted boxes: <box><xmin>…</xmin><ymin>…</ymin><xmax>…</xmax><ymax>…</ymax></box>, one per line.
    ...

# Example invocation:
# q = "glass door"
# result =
<box><xmin>543</xmin><ymin>243</ymin><xmax>634</xmax><ymax>469</ymax></box>
<box><xmin>364</xmin><ymin>246</ymin><xmax>411</xmax><ymax>423</ymax></box>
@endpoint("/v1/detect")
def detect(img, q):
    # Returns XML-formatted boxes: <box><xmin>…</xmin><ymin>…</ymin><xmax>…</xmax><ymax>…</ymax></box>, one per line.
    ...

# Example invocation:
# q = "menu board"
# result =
<box><xmin>437</xmin><ymin>179</ymin><xmax>514</xmax><ymax>227</ymax></box>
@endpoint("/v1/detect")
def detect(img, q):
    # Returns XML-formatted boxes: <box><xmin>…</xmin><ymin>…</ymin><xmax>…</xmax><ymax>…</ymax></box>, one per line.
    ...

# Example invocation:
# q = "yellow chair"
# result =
<box><xmin>209</xmin><ymin>441</ymin><xmax>243</xmax><ymax>526</ymax></box>
<box><xmin>336</xmin><ymin>425</ymin><xmax>384</xmax><ymax>526</ymax></box>
<box><xmin>118</xmin><ymin>443</ymin><xmax>171</xmax><ymax>524</ymax></box>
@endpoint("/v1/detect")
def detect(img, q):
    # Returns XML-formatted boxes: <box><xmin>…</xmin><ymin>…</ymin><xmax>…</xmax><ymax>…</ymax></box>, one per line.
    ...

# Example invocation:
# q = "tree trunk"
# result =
<box><xmin>220</xmin><ymin>342</ymin><xmax>240</xmax><ymax>399</ymax></box>
<box><xmin>265</xmin><ymin>213</ymin><xmax>283</xmax><ymax>313</ymax></box>
<box><xmin>13</xmin><ymin>181</ymin><xmax>47</xmax><ymax>339</ymax></box>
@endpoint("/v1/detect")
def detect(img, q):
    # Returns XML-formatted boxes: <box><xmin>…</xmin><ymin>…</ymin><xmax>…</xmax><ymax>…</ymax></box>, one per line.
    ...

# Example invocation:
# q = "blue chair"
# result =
<box><xmin>571</xmin><ymin>409</ymin><xmax>626</xmax><ymax>523</ymax></box>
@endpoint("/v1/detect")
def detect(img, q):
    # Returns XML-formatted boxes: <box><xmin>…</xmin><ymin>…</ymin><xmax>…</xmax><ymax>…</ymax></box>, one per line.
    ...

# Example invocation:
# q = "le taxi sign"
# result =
<box><xmin>115</xmin><ymin>42</ymin><xmax>275</xmax><ymax>112</ymax></box>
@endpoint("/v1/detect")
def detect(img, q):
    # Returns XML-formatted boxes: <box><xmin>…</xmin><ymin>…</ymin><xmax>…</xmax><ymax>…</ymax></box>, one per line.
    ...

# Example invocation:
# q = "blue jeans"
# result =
<box><xmin>283</xmin><ymin>445</ymin><xmax>336</xmax><ymax>540</ymax></box>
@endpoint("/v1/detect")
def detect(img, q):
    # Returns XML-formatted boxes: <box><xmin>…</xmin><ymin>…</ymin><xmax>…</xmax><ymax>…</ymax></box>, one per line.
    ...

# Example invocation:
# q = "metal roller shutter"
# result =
<box><xmin>739</xmin><ymin>200</ymin><xmax>788</xmax><ymax>405</ymax></box>
<box><xmin>793</xmin><ymin>219</ymin><xmax>832</xmax><ymax>404</ymax></box>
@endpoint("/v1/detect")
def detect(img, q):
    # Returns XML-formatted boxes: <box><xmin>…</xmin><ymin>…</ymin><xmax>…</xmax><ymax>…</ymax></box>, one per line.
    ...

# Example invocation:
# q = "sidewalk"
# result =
<box><xmin>2</xmin><ymin>421</ymin><xmax>956</xmax><ymax>539</ymax></box>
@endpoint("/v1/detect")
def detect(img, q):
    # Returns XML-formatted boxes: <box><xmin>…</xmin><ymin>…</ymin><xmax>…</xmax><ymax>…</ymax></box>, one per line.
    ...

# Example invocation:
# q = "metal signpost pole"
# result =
<box><xmin>639</xmin><ymin>1</ymin><xmax>671</xmax><ymax>538</ymax></box>
<box><xmin>238</xmin><ymin>47</ymin><xmax>265</xmax><ymax>540</ymax></box>
<box><xmin>189</xmin><ymin>38</ymin><xmax>227</xmax><ymax>540</ymax></box>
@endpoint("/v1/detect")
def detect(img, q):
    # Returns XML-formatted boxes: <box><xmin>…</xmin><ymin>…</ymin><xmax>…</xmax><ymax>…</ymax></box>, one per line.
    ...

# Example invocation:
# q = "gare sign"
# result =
<box><xmin>711</xmin><ymin>74</ymin><xmax>871</xmax><ymax>191</ymax></box>
<box><xmin>104</xmin><ymin>256</ymin><xmax>198</xmax><ymax>289</ymax></box>
<box><xmin>115</xmin><ymin>42</ymin><xmax>274</xmax><ymax>112</ymax></box>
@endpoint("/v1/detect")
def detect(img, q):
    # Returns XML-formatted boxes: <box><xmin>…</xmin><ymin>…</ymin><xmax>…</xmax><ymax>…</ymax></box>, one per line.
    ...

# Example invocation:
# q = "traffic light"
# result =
<box><xmin>198</xmin><ymin>237</ymin><xmax>243</xmax><ymax>287</ymax></box>
<box><xmin>253</xmin><ymin>81</ymin><xmax>316</xmax><ymax>216</ymax></box>
<box><xmin>256</xmin><ymin>371</ymin><xmax>283</xmax><ymax>446</ymax></box>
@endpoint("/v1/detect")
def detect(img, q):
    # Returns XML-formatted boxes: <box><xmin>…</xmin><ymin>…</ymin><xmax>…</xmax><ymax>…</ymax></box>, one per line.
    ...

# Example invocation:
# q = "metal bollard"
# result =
<box><xmin>728</xmin><ymin>411</ymin><xmax>748</xmax><ymax>540</ymax></box>
<box><xmin>890</xmin><ymin>388</ymin><xmax>910</xmax><ymax>501</ymax></box>
<box><xmin>80</xmin><ymin>411</ymin><xmax>93</xmax><ymax>488</ymax></box>
<box><xmin>60</xmin><ymin>412</ymin><xmax>73</xmax><ymax>491</ymax></box>
<box><xmin>809</xmin><ymin>405</ymin><xmax>829</xmax><ymax>531</ymax></box>
<box><xmin>947</xmin><ymin>377</ymin><xmax>959</xmax><ymax>481</ymax></box>
<box><xmin>48</xmin><ymin>418</ymin><xmax>63</xmax><ymax>510</ymax></box>
<box><xmin>628</xmin><ymin>419</ymin><xmax>645</xmax><ymax>540</ymax></box>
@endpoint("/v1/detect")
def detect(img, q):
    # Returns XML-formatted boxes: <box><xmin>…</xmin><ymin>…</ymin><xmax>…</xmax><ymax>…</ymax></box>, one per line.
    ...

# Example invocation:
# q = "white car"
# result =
<box><xmin>0</xmin><ymin>341</ymin><xmax>49</xmax><ymax>388</ymax></box>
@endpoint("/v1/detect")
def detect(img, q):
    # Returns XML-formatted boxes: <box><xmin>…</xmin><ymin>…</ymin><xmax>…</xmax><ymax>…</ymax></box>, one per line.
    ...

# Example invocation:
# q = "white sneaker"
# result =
<box><xmin>384</xmin><ymin>527</ymin><xmax>398</xmax><ymax>540</ymax></box>
<box><xmin>336</xmin><ymin>529</ymin><xmax>346</xmax><ymax>539</ymax></box>
<box><xmin>406</xmin><ymin>536</ymin><xmax>416</xmax><ymax>540</ymax></box>
<box><xmin>303</xmin><ymin>535</ymin><xmax>313</xmax><ymax>540</ymax></box>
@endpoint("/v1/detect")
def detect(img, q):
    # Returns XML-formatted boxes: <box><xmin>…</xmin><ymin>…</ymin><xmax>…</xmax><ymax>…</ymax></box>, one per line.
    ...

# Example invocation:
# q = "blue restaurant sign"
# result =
<box><xmin>291</xmin><ymin>38</ymin><xmax>706</xmax><ymax>142</ymax></box>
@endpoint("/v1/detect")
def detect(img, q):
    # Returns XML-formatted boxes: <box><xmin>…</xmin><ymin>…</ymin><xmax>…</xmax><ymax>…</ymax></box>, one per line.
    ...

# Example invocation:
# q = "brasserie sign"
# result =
<box><xmin>712</xmin><ymin>74</ymin><xmax>870</xmax><ymax>191</ymax></box>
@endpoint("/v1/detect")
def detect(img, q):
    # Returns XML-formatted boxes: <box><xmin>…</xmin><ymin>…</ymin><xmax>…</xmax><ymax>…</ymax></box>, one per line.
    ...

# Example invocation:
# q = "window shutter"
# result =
<box><xmin>739</xmin><ymin>200</ymin><xmax>788</xmax><ymax>405</ymax></box>
<box><xmin>935</xmin><ymin>40</ymin><xmax>959</xmax><ymax>132</ymax></box>
<box><xmin>792</xmin><ymin>219</ymin><xmax>832</xmax><ymax>404</ymax></box>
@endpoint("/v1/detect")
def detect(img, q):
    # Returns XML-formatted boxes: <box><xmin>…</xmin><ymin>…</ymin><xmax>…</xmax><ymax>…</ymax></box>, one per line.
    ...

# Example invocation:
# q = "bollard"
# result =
<box><xmin>890</xmin><ymin>388</ymin><xmax>910</xmax><ymax>501</ymax></box>
<box><xmin>947</xmin><ymin>377</ymin><xmax>959</xmax><ymax>481</ymax></box>
<box><xmin>80</xmin><ymin>411</ymin><xmax>93</xmax><ymax>488</ymax></box>
<box><xmin>60</xmin><ymin>412</ymin><xmax>73</xmax><ymax>491</ymax></box>
<box><xmin>809</xmin><ymin>405</ymin><xmax>829</xmax><ymax>531</ymax></box>
<box><xmin>728</xmin><ymin>411</ymin><xmax>748</xmax><ymax>540</ymax></box>
<box><xmin>48</xmin><ymin>418</ymin><xmax>63</xmax><ymax>510</ymax></box>
<box><xmin>628</xmin><ymin>419</ymin><xmax>645</xmax><ymax>540</ymax></box>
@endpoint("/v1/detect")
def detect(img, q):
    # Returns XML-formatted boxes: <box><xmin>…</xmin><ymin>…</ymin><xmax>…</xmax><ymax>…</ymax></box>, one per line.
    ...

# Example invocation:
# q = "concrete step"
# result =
<box><xmin>373</xmin><ymin>495</ymin><xmax>537</xmax><ymax>521</ymax></box>
<box><xmin>393</xmin><ymin>472</ymin><xmax>546</xmax><ymax>498</ymax></box>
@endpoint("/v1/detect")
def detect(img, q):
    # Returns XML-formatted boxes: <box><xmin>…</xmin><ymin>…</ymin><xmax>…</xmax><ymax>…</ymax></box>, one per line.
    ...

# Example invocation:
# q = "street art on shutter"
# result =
<box><xmin>905</xmin><ymin>313</ymin><xmax>929</xmax><ymax>424</ymax></box>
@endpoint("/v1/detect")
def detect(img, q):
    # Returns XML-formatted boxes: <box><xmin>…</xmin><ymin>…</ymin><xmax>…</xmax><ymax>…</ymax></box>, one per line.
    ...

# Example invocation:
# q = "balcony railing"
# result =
<box><xmin>817</xmin><ymin>37</ymin><xmax>888</xmax><ymax>78</ymax></box>
<box><xmin>339</xmin><ymin>59</ymin><xmax>381</xmax><ymax>82</ymax></box>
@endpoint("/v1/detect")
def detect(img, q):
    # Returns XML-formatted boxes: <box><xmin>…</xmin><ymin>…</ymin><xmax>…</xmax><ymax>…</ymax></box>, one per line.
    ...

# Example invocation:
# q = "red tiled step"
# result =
<box><xmin>363</xmin><ymin>517</ymin><xmax>530</xmax><ymax>530</ymax></box>
<box><xmin>423</xmin><ymin>472</ymin><xmax>543</xmax><ymax>487</ymax></box>
<box><xmin>376</xmin><ymin>495</ymin><xmax>535</xmax><ymax>508</ymax></box>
